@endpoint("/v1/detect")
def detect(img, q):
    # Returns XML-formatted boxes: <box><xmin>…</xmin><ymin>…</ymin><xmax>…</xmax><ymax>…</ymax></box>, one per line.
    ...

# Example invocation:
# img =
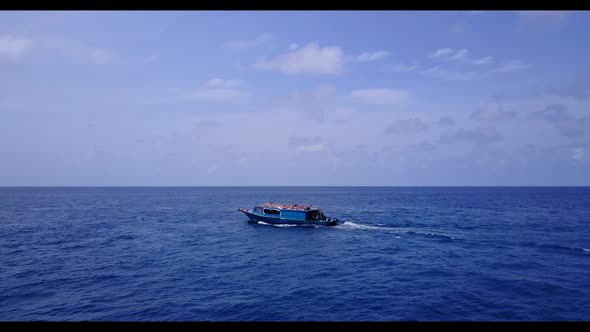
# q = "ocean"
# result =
<box><xmin>1</xmin><ymin>186</ymin><xmax>589</xmax><ymax>321</ymax></box>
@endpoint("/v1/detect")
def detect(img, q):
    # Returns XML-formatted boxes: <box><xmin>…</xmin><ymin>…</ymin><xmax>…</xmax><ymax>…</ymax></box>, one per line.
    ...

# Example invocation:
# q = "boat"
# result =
<box><xmin>238</xmin><ymin>202</ymin><xmax>341</xmax><ymax>226</ymax></box>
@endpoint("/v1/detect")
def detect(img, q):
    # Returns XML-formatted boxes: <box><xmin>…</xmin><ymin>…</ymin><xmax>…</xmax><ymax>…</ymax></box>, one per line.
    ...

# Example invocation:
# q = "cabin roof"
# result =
<box><xmin>256</xmin><ymin>202</ymin><xmax>319</xmax><ymax>211</ymax></box>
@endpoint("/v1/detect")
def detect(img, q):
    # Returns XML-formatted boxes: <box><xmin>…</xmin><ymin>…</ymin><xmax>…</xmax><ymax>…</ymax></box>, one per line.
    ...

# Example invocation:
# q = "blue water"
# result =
<box><xmin>1</xmin><ymin>187</ymin><xmax>589</xmax><ymax>321</ymax></box>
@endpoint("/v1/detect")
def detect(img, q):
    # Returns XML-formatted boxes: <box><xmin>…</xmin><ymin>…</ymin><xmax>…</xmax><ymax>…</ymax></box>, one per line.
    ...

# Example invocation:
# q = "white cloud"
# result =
<box><xmin>255</xmin><ymin>42</ymin><xmax>343</xmax><ymax>74</ymax></box>
<box><xmin>529</xmin><ymin>103</ymin><xmax>569</xmax><ymax>123</ymax></box>
<box><xmin>189</xmin><ymin>89</ymin><xmax>244</xmax><ymax>102</ymax></box>
<box><xmin>439</xmin><ymin>127</ymin><xmax>502</xmax><ymax>145</ymax></box>
<box><xmin>297</xmin><ymin>143</ymin><xmax>324</xmax><ymax>152</ymax></box>
<box><xmin>289</xmin><ymin>43</ymin><xmax>299</xmax><ymax>50</ymax></box>
<box><xmin>389</xmin><ymin>63</ymin><xmax>419</xmax><ymax>72</ymax></box>
<box><xmin>70</xmin><ymin>45</ymin><xmax>123</xmax><ymax>64</ymax></box>
<box><xmin>529</xmin><ymin>104</ymin><xmax>590</xmax><ymax>138</ymax></box>
<box><xmin>138</xmin><ymin>54</ymin><xmax>159</xmax><ymax>65</ymax></box>
<box><xmin>289</xmin><ymin>136</ymin><xmax>325</xmax><ymax>153</ymax></box>
<box><xmin>207</xmin><ymin>165</ymin><xmax>218</xmax><ymax>174</ymax></box>
<box><xmin>572</xmin><ymin>147</ymin><xmax>585</xmax><ymax>161</ymax></box>
<box><xmin>67</xmin><ymin>45</ymin><xmax>158</xmax><ymax>65</ymax></box>
<box><xmin>492</xmin><ymin>60</ymin><xmax>531</xmax><ymax>73</ymax></box>
<box><xmin>431</xmin><ymin>48</ymin><xmax>454</xmax><ymax>58</ymax></box>
<box><xmin>422</xmin><ymin>59</ymin><xmax>530</xmax><ymax>80</ymax></box>
<box><xmin>0</xmin><ymin>35</ymin><xmax>148</xmax><ymax>65</ymax></box>
<box><xmin>351</xmin><ymin>89</ymin><xmax>412</xmax><ymax>106</ymax></box>
<box><xmin>0</xmin><ymin>35</ymin><xmax>33</xmax><ymax>62</ymax></box>
<box><xmin>35</xmin><ymin>36</ymin><xmax>156</xmax><ymax>65</ymax></box>
<box><xmin>184</xmin><ymin>79</ymin><xmax>247</xmax><ymax>102</ymax></box>
<box><xmin>430</xmin><ymin>48</ymin><xmax>492</xmax><ymax>65</ymax></box>
<box><xmin>449</xmin><ymin>22</ymin><xmax>466</xmax><ymax>34</ymax></box>
<box><xmin>547</xmin><ymin>75</ymin><xmax>590</xmax><ymax>100</ymax></box>
<box><xmin>518</xmin><ymin>11</ymin><xmax>569</xmax><ymax>24</ymax></box>
<box><xmin>421</xmin><ymin>66</ymin><xmax>484</xmax><ymax>80</ymax></box>
<box><xmin>206</xmin><ymin>78</ymin><xmax>243</xmax><ymax>88</ymax></box>
<box><xmin>471</xmin><ymin>100</ymin><xmax>517</xmax><ymax>121</ymax></box>
<box><xmin>224</xmin><ymin>33</ymin><xmax>273</xmax><ymax>51</ymax></box>
<box><xmin>436</xmin><ymin>116</ymin><xmax>455</xmax><ymax>126</ymax></box>
<box><xmin>472</xmin><ymin>56</ymin><xmax>493</xmax><ymax>65</ymax></box>
<box><xmin>384</xmin><ymin>118</ymin><xmax>429</xmax><ymax>135</ymax></box>
<box><xmin>356</xmin><ymin>50</ymin><xmax>390</xmax><ymax>62</ymax></box>
<box><xmin>270</xmin><ymin>85</ymin><xmax>357</xmax><ymax>123</ymax></box>
<box><xmin>422</xmin><ymin>47</ymin><xmax>529</xmax><ymax>79</ymax></box>
<box><xmin>556</xmin><ymin>118</ymin><xmax>590</xmax><ymax>138</ymax></box>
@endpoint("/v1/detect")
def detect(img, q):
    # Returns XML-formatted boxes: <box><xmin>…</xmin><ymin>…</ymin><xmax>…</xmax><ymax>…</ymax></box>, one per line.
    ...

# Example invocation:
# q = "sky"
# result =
<box><xmin>0</xmin><ymin>10</ymin><xmax>589</xmax><ymax>186</ymax></box>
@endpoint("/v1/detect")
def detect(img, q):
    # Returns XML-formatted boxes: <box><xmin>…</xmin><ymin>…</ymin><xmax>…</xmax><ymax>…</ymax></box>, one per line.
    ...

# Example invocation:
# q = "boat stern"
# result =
<box><xmin>325</xmin><ymin>218</ymin><xmax>341</xmax><ymax>226</ymax></box>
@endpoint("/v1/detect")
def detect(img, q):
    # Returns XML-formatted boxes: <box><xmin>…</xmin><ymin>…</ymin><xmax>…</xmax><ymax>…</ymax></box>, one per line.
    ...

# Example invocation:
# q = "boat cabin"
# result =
<box><xmin>254</xmin><ymin>202</ymin><xmax>326</xmax><ymax>221</ymax></box>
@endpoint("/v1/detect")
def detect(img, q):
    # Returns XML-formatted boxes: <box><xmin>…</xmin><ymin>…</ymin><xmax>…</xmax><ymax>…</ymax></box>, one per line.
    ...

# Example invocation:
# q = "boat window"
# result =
<box><xmin>263</xmin><ymin>208</ymin><xmax>280</xmax><ymax>215</ymax></box>
<box><xmin>306</xmin><ymin>211</ymin><xmax>321</xmax><ymax>220</ymax></box>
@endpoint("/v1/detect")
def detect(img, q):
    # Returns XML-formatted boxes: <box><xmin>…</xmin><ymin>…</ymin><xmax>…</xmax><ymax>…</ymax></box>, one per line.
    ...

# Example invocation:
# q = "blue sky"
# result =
<box><xmin>1</xmin><ymin>11</ymin><xmax>589</xmax><ymax>186</ymax></box>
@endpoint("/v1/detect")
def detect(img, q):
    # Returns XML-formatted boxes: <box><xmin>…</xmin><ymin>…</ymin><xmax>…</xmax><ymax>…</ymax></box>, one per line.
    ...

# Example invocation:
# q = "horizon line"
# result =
<box><xmin>1</xmin><ymin>185</ymin><xmax>589</xmax><ymax>188</ymax></box>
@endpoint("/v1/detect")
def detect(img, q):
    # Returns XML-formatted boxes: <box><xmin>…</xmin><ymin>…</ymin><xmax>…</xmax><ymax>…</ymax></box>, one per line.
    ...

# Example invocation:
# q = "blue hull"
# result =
<box><xmin>238</xmin><ymin>209</ymin><xmax>338</xmax><ymax>226</ymax></box>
